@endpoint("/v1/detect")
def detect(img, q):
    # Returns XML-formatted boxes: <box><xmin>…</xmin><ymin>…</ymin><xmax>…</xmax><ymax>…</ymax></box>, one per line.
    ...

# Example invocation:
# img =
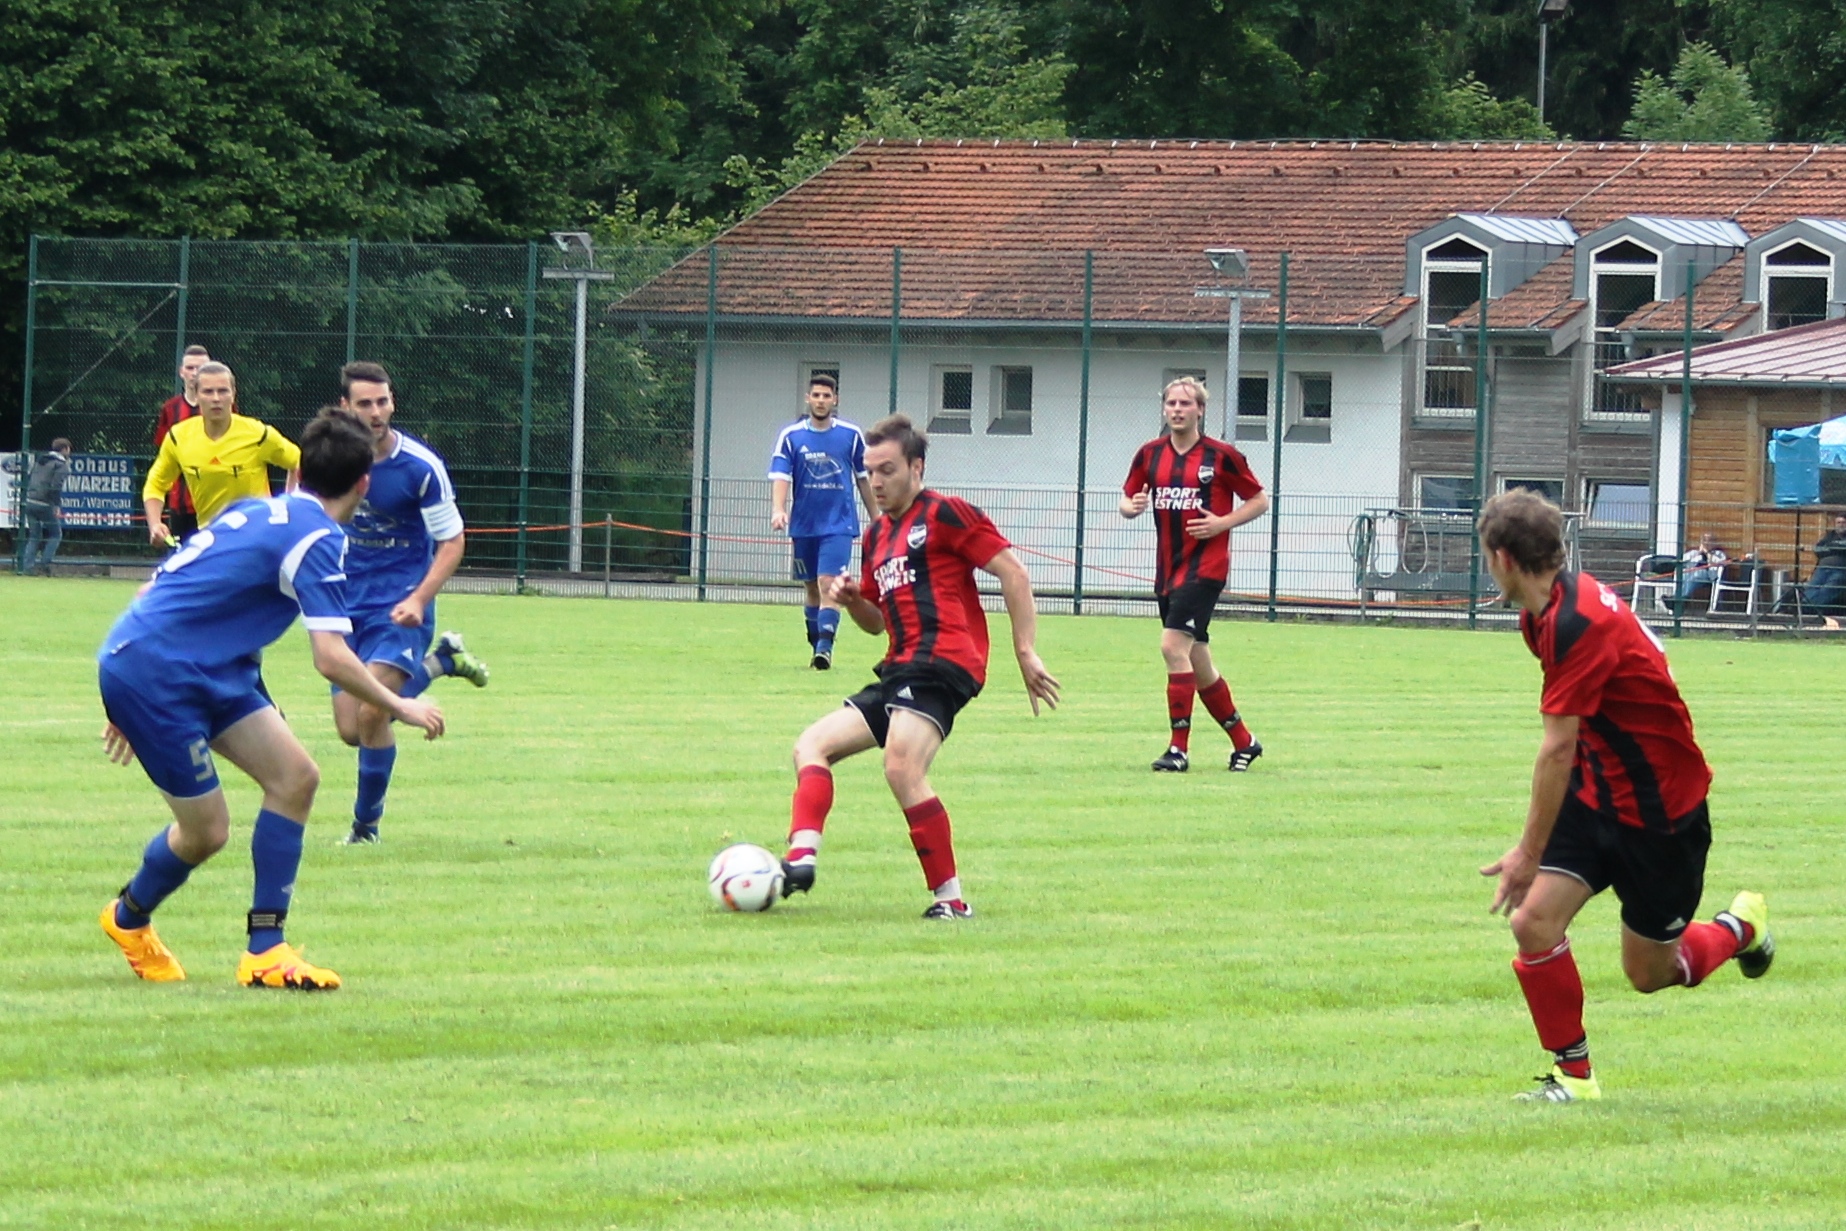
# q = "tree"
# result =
<box><xmin>1712</xmin><ymin>0</ymin><xmax>1846</xmax><ymax>140</ymax></box>
<box><xmin>1429</xmin><ymin>75</ymin><xmax>1553</xmax><ymax>141</ymax></box>
<box><xmin>1622</xmin><ymin>41</ymin><xmax>1771</xmax><ymax>142</ymax></box>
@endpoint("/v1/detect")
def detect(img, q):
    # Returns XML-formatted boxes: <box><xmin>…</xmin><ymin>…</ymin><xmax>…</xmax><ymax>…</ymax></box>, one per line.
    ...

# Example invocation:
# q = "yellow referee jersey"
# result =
<box><xmin>143</xmin><ymin>413</ymin><xmax>301</xmax><ymax>526</ymax></box>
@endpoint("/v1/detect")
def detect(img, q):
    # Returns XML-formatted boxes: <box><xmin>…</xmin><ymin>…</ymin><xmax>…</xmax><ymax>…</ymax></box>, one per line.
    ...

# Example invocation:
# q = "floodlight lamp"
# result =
<box><xmin>550</xmin><ymin>231</ymin><xmax>594</xmax><ymax>265</ymax></box>
<box><xmin>1204</xmin><ymin>247</ymin><xmax>1249</xmax><ymax>279</ymax></box>
<box><xmin>1537</xmin><ymin>0</ymin><xmax>1569</xmax><ymax>21</ymax></box>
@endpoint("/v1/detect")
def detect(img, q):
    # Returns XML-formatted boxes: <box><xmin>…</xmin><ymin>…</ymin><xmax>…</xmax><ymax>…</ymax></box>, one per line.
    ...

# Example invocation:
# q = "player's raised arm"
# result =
<box><xmin>981</xmin><ymin>548</ymin><xmax>1060</xmax><ymax>714</ymax></box>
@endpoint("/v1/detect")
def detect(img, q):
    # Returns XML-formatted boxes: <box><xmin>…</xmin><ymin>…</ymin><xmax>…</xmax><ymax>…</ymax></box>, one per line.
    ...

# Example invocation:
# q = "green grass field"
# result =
<box><xmin>3</xmin><ymin>574</ymin><xmax>1843</xmax><ymax>1230</ymax></box>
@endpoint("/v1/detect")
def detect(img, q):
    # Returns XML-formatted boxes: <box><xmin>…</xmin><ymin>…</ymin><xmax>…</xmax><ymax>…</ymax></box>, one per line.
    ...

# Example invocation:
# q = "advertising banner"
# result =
<box><xmin>0</xmin><ymin>452</ymin><xmax>140</xmax><ymax>529</ymax></box>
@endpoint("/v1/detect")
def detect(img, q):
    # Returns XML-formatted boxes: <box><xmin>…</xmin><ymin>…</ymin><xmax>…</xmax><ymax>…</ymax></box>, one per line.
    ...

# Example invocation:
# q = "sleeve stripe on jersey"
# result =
<box><xmin>278</xmin><ymin>527</ymin><xmax>335</xmax><ymax>600</ymax></box>
<box><xmin>302</xmin><ymin>616</ymin><xmax>354</xmax><ymax>633</ymax></box>
<box><xmin>397</xmin><ymin>436</ymin><xmax>456</xmax><ymax>503</ymax></box>
<box><xmin>422</xmin><ymin>501</ymin><xmax>464</xmax><ymax>541</ymax></box>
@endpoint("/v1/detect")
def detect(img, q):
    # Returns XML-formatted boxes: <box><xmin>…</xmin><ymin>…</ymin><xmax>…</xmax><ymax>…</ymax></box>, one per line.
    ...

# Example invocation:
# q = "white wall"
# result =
<box><xmin>689</xmin><ymin>331</ymin><xmax>1405</xmax><ymax>600</ymax></box>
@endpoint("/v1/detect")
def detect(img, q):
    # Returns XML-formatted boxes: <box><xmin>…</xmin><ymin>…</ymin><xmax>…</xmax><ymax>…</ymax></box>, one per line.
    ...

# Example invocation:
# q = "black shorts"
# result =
<box><xmin>845</xmin><ymin>665</ymin><xmax>979</xmax><ymax>746</ymax></box>
<box><xmin>1539</xmin><ymin>794</ymin><xmax>1711</xmax><ymax>942</ymax></box>
<box><xmin>1157</xmin><ymin>579</ymin><xmax>1225</xmax><ymax>643</ymax></box>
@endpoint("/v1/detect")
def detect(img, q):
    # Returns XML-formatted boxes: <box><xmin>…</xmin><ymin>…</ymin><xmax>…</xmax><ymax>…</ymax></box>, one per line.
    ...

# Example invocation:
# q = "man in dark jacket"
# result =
<box><xmin>20</xmin><ymin>438</ymin><xmax>71</xmax><ymax>574</ymax></box>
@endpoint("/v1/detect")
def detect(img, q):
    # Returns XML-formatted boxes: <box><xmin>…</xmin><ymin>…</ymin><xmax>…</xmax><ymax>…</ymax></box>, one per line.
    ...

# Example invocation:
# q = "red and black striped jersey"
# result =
<box><xmin>860</xmin><ymin>490</ymin><xmax>1011</xmax><ymax>689</ymax></box>
<box><xmin>1123</xmin><ymin>435</ymin><xmax>1263</xmax><ymax>594</ymax></box>
<box><xmin>1521</xmin><ymin>571</ymin><xmax>1711</xmax><ymax>832</ymax></box>
<box><xmin>155</xmin><ymin>395</ymin><xmax>198</xmax><ymax>513</ymax></box>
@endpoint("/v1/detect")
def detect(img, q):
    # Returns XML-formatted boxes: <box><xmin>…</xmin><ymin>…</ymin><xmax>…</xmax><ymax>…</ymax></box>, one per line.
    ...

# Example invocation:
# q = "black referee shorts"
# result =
<box><xmin>1539</xmin><ymin>793</ymin><xmax>1711</xmax><ymax>942</ymax></box>
<box><xmin>1157</xmin><ymin>579</ymin><xmax>1225</xmax><ymax>644</ymax></box>
<box><xmin>845</xmin><ymin>665</ymin><xmax>979</xmax><ymax>746</ymax></box>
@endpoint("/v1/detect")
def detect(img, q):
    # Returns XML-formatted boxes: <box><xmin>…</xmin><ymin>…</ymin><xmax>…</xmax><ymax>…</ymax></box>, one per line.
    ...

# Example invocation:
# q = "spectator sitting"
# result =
<box><xmin>1673</xmin><ymin>532</ymin><xmax>1727</xmax><ymax>604</ymax></box>
<box><xmin>19</xmin><ymin>438</ymin><xmax>72</xmax><ymax>575</ymax></box>
<box><xmin>1776</xmin><ymin>514</ymin><xmax>1846</xmax><ymax>621</ymax></box>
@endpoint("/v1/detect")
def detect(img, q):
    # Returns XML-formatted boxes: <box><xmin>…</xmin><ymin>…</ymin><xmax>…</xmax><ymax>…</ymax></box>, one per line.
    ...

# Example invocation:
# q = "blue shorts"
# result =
<box><xmin>99</xmin><ymin>650</ymin><xmax>271</xmax><ymax>799</ymax></box>
<box><xmin>792</xmin><ymin>534</ymin><xmax>854</xmax><ymax>583</ymax></box>
<box><xmin>334</xmin><ymin>603</ymin><xmax>435</xmax><ymax>694</ymax></box>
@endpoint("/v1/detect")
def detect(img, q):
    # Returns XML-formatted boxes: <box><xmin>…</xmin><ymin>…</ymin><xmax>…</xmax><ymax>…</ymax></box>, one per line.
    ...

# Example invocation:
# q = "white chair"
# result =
<box><xmin>1632</xmin><ymin>554</ymin><xmax>1679</xmax><ymax>613</ymax></box>
<box><xmin>1707</xmin><ymin>558</ymin><xmax>1763</xmax><ymax>617</ymax></box>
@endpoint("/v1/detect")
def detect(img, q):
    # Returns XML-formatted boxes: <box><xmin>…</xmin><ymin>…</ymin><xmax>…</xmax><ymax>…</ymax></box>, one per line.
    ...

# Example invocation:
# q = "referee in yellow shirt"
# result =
<box><xmin>143</xmin><ymin>362</ymin><xmax>301</xmax><ymax>545</ymax></box>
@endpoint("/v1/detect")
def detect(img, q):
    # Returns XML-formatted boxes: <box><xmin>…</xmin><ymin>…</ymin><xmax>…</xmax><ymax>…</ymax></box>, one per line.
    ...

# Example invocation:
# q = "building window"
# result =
<box><xmin>1764</xmin><ymin>241</ymin><xmax>1832</xmax><ymax>331</ymax></box>
<box><xmin>1590</xmin><ymin>240</ymin><xmax>1659</xmax><ymax>416</ymax></box>
<box><xmin>1421</xmin><ymin>241</ymin><xmax>1486</xmax><ymax>417</ymax></box>
<box><xmin>1235</xmin><ymin>374</ymin><xmax>1269</xmax><ymax>442</ymax></box>
<box><xmin>989</xmin><ymin>366</ymin><xmax>1032</xmax><ymax>435</ymax></box>
<box><xmin>1584</xmin><ymin>480</ymin><xmax>1651</xmax><ymax>531</ymax></box>
<box><xmin>931</xmin><ymin>366</ymin><xmax>973</xmax><ymax>434</ymax></box>
<box><xmin>1417</xmin><ymin>474</ymin><xmax>1475</xmax><ymax>512</ymax></box>
<box><xmin>1500</xmin><ymin>476</ymin><xmax>1565</xmax><ymax>504</ymax></box>
<box><xmin>1284</xmin><ymin>372</ymin><xmax>1331</xmax><ymax>442</ymax></box>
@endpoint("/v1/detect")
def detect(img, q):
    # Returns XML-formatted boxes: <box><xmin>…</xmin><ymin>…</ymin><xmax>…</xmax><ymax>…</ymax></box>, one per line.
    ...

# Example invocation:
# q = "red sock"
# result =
<box><xmin>1196</xmin><ymin>677</ymin><xmax>1253</xmax><ymax>749</ymax></box>
<box><xmin>787</xmin><ymin>765</ymin><xmax>833</xmax><ymax>858</ymax></box>
<box><xmin>1675</xmin><ymin>919</ymin><xmax>1742</xmax><ymax>987</ymax></box>
<box><xmin>902</xmin><ymin>796</ymin><xmax>956</xmax><ymax>892</ymax></box>
<box><xmin>1166</xmin><ymin>672</ymin><xmax>1197</xmax><ymax>752</ymax></box>
<box><xmin>1512</xmin><ymin>939</ymin><xmax>1591</xmax><ymax>1076</ymax></box>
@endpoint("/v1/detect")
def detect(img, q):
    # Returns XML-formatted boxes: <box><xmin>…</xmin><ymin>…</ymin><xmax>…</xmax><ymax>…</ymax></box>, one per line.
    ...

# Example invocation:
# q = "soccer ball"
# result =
<box><xmin>708</xmin><ymin>843</ymin><xmax>785</xmax><ymax>912</ymax></box>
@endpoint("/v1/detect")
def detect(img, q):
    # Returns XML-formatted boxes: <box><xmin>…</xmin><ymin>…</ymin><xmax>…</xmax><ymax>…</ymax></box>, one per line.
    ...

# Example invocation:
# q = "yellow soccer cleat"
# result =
<box><xmin>1723</xmin><ymin>890</ymin><xmax>1775</xmax><ymax>979</ymax></box>
<box><xmin>100</xmin><ymin>899</ymin><xmax>187</xmax><ymax>982</ymax></box>
<box><xmin>237</xmin><ymin>943</ymin><xmax>342</xmax><ymax>991</ymax></box>
<box><xmin>1513</xmin><ymin>1064</ymin><xmax>1602</xmax><ymax>1103</ymax></box>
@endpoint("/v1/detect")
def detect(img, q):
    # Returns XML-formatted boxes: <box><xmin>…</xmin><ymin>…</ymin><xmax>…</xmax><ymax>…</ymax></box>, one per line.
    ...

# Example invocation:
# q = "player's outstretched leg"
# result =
<box><xmin>1508</xmin><ymin>872</ymin><xmax>1600</xmax><ymax>1101</ymax></box>
<box><xmin>101</xmin><ymin>823</ymin><xmax>208</xmax><ymax>982</ymax></box>
<box><xmin>427</xmin><ymin>630</ymin><xmax>490</xmax><ymax>688</ymax></box>
<box><xmin>1194</xmin><ymin>649</ymin><xmax>1262</xmax><ymax>772</ymax></box>
<box><xmin>783</xmin><ymin>705</ymin><xmax>878</xmax><ymax>897</ymax></box>
<box><xmin>883</xmin><ymin>711</ymin><xmax>969</xmax><ymax>919</ymax></box>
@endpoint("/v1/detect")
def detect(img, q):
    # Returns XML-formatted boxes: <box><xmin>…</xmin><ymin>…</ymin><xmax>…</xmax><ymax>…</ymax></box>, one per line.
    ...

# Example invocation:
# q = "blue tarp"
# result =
<box><xmin>1768</xmin><ymin>414</ymin><xmax>1846</xmax><ymax>505</ymax></box>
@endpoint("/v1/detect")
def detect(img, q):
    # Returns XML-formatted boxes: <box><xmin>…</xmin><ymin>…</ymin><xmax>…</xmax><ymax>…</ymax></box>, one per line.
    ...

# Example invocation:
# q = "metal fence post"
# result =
<box><xmin>1073</xmin><ymin>251</ymin><xmax>1093</xmax><ymax>614</ymax></box>
<box><xmin>516</xmin><ymin>240</ymin><xmax>537</xmax><ymax>591</ymax></box>
<box><xmin>1673</xmin><ymin>259</ymin><xmax>1696</xmax><ymax>638</ymax></box>
<box><xmin>1468</xmin><ymin>262</ymin><xmax>1489</xmax><ymax>629</ymax></box>
<box><xmin>1266</xmin><ymin>254</ymin><xmax>1289</xmax><ymax>621</ymax></box>
<box><xmin>345</xmin><ymin>238</ymin><xmax>360</xmax><ymax>365</ymax></box>
<box><xmin>14</xmin><ymin>235</ymin><xmax>38</xmax><ymax>574</ymax></box>
<box><xmin>171</xmin><ymin>236</ymin><xmax>191</xmax><ymax>394</ymax></box>
<box><xmin>697</xmin><ymin>245</ymin><xmax>718</xmax><ymax>601</ymax></box>
<box><xmin>888</xmin><ymin>247</ymin><xmax>902</xmax><ymax>417</ymax></box>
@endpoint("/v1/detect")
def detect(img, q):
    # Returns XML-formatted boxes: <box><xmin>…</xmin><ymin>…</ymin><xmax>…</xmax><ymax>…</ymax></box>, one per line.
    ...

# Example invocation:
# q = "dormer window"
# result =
<box><xmin>1764</xmin><ymin>241</ymin><xmax>1832</xmax><ymax>330</ymax></box>
<box><xmin>1420</xmin><ymin>238</ymin><xmax>1487</xmax><ymax>417</ymax></box>
<box><xmin>1590</xmin><ymin>239</ymin><xmax>1660</xmax><ymax>416</ymax></box>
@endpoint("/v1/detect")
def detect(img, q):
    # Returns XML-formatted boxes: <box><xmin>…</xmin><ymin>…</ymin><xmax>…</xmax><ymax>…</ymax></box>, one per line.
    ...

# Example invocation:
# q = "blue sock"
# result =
<box><xmin>803</xmin><ymin>605</ymin><xmax>820</xmax><ymax>647</ymax></box>
<box><xmin>354</xmin><ymin>744</ymin><xmax>396</xmax><ymax>828</ymax></box>
<box><xmin>815</xmin><ymin>607</ymin><xmax>841</xmax><ymax>653</ymax></box>
<box><xmin>430</xmin><ymin>649</ymin><xmax>455</xmax><ymax>679</ymax></box>
<box><xmin>248</xmin><ymin>809</ymin><xmax>304</xmax><ymax>953</ymax></box>
<box><xmin>116</xmin><ymin>827</ymin><xmax>197</xmax><ymax>928</ymax></box>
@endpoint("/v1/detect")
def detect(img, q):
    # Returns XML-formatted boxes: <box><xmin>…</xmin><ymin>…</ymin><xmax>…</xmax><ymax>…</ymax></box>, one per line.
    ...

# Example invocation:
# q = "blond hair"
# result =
<box><xmin>1163</xmin><ymin>376</ymin><xmax>1208</xmax><ymax>410</ymax></box>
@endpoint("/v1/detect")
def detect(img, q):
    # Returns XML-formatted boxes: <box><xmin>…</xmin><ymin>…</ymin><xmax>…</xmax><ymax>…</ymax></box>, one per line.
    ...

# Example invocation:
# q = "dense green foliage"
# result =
<box><xmin>6</xmin><ymin>0</ymin><xmax>1843</xmax><ymax>444</ymax></box>
<box><xmin>4</xmin><ymin>582</ymin><xmax>1843</xmax><ymax>1228</ymax></box>
<box><xmin>1624</xmin><ymin>42</ymin><xmax>1772</xmax><ymax>142</ymax></box>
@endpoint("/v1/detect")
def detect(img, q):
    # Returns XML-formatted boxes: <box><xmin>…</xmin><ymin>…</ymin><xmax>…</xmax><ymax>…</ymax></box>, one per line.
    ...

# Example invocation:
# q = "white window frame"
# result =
<box><xmin>988</xmin><ymin>365</ymin><xmax>1033</xmax><ymax>436</ymax></box>
<box><xmin>1234</xmin><ymin>371</ymin><xmax>1270</xmax><ymax>442</ymax></box>
<box><xmin>1285</xmin><ymin>371</ymin><xmax>1333</xmax><ymax>442</ymax></box>
<box><xmin>930</xmin><ymin>364</ymin><xmax>974</xmax><ymax>435</ymax></box>
<box><xmin>1498</xmin><ymin>476</ymin><xmax>1566</xmax><ymax>504</ymax></box>
<box><xmin>1761</xmin><ymin>240</ymin><xmax>1834</xmax><ymax>332</ymax></box>
<box><xmin>1583</xmin><ymin>479</ymin><xmax>1652</xmax><ymax>532</ymax></box>
<box><xmin>1419</xmin><ymin>239</ymin><xmax>1489</xmax><ymax>419</ymax></box>
<box><xmin>1587</xmin><ymin>238</ymin><xmax>1662</xmax><ymax>422</ymax></box>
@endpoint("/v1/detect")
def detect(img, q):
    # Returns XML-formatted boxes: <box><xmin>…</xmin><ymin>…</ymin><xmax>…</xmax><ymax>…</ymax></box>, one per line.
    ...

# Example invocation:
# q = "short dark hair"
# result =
<box><xmin>299</xmin><ymin>407</ymin><xmax>374</xmax><ymax>498</ymax></box>
<box><xmin>182</xmin><ymin>344</ymin><xmax>209</xmax><ymax>358</ymax></box>
<box><xmin>864</xmin><ymin>414</ymin><xmax>927</xmax><ymax>462</ymax></box>
<box><xmin>341</xmin><ymin>360</ymin><xmax>393</xmax><ymax>399</ymax></box>
<box><xmin>808</xmin><ymin>373</ymin><xmax>838</xmax><ymax>393</ymax></box>
<box><xmin>1478</xmin><ymin>489</ymin><xmax>1566</xmax><ymax>575</ymax></box>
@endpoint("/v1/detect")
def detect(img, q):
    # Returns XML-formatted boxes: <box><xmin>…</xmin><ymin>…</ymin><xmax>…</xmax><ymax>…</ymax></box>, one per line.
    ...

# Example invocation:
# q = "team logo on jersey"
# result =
<box><xmin>873</xmin><ymin>554</ymin><xmax>916</xmax><ymax>593</ymax></box>
<box><xmin>1198</xmin><ymin>465</ymin><xmax>1215</xmax><ymax>483</ymax></box>
<box><xmin>906</xmin><ymin>523</ymin><xmax>928</xmax><ymax>549</ymax></box>
<box><xmin>1152</xmin><ymin>485</ymin><xmax>1205</xmax><ymax>511</ymax></box>
<box><xmin>802</xmin><ymin>450</ymin><xmax>845</xmax><ymax>483</ymax></box>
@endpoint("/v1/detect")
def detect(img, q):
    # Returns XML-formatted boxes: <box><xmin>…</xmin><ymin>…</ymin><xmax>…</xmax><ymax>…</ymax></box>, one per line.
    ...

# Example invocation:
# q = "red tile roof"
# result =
<box><xmin>619</xmin><ymin>140</ymin><xmax>1846</xmax><ymax>329</ymax></box>
<box><xmin>1608</xmin><ymin>316</ymin><xmax>1846</xmax><ymax>385</ymax></box>
<box><xmin>1615</xmin><ymin>255</ymin><xmax>1757</xmax><ymax>334</ymax></box>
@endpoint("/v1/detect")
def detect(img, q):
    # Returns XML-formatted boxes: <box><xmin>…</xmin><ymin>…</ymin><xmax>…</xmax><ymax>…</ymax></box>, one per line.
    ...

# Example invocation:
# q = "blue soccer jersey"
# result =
<box><xmin>769</xmin><ymin>419</ymin><xmax>867</xmax><ymax>539</ymax></box>
<box><xmin>101</xmin><ymin>492</ymin><xmax>354</xmax><ymax>671</ymax></box>
<box><xmin>344</xmin><ymin>431</ymin><xmax>462</xmax><ymax>611</ymax></box>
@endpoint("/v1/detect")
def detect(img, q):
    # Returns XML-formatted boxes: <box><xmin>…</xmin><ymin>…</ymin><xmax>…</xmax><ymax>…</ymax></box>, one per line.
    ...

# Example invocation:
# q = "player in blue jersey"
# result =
<box><xmin>97</xmin><ymin>408</ymin><xmax>445</xmax><ymax>989</ymax></box>
<box><xmin>769</xmin><ymin>374</ymin><xmax>875</xmax><ymax>669</ymax></box>
<box><xmin>331</xmin><ymin>361</ymin><xmax>489</xmax><ymax>845</ymax></box>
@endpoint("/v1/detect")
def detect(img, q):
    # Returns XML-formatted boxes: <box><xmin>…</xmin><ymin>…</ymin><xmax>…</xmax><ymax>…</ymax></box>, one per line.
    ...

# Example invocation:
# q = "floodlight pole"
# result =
<box><xmin>543</xmin><ymin>234</ymin><xmax>614</xmax><ymax>573</ymax></box>
<box><xmin>1468</xmin><ymin>262</ymin><xmax>1490</xmax><ymax>629</ymax></box>
<box><xmin>1673</xmin><ymin>259</ymin><xmax>1696</xmax><ymax>638</ymax></box>
<box><xmin>1266</xmin><ymin>254</ymin><xmax>1289</xmax><ymax>621</ymax></box>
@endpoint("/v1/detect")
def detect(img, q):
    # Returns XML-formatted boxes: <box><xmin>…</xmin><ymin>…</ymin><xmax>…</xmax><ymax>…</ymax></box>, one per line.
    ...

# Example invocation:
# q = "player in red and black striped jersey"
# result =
<box><xmin>153</xmin><ymin>345</ymin><xmax>211</xmax><ymax>540</ymax></box>
<box><xmin>1477</xmin><ymin>490</ymin><xmax>1774</xmax><ymax>1103</ymax></box>
<box><xmin>1120</xmin><ymin>377</ymin><xmax>1270</xmax><ymax>773</ymax></box>
<box><xmin>780</xmin><ymin>415</ymin><xmax>1060</xmax><ymax>919</ymax></box>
